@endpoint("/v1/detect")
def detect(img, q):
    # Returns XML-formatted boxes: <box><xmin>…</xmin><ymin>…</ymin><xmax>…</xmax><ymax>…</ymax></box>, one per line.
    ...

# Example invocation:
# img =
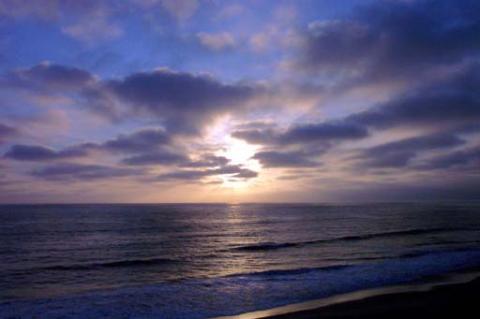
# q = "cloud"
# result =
<box><xmin>122</xmin><ymin>151</ymin><xmax>188</xmax><ymax>165</ymax></box>
<box><xmin>240</xmin><ymin>63</ymin><xmax>477</xmax><ymax>154</ymax></box>
<box><xmin>1</xmin><ymin>127</ymin><xmax>231</xmax><ymax>173</ymax></box>
<box><xmin>233</xmin><ymin>121</ymin><xmax>368</xmax><ymax>145</ymax></box>
<box><xmin>348</xmin><ymin>64</ymin><xmax>480</xmax><ymax>129</ymax></box>
<box><xmin>353</xmin><ymin>132</ymin><xmax>466</xmax><ymax>169</ymax></box>
<box><xmin>0</xmin><ymin>0</ymin><xmax>121</xmax><ymax>42</ymax></box>
<box><xmin>282</xmin><ymin>122</ymin><xmax>368</xmax><ymax>144</ymax></box>
<box><xmin>232</xmin><ymin>120</ymin><xmax>368</xmax><ymax>169</ymax></box>
<box><xmin>156</xmin><ymin>169</ymin><xmax>208</xmax><ymax>181</ymax></box>
<box><xmin>0</xmin><ymin>123</ymin><xmax>17</xmax><ymax>144</ymax></box>
<box><xmin>4</xmin><ymin>144</ymin><xmax>87</xmax><ymax>161</ymax></box>
<box><xmin>217</xmin><ymin>3</ymin><xmax>245</xmax><ymax>19</ymax></box>
<box><xmin>2</xmin><ymin>128</ymin><xmax>174</xmax><ymax>162</ymax></box>
<box><xmin>156</xmin><ymin>164</ymin><xmax>258</xmax><ymax>181</ymax></box>
<box><xmin>120</xmin><ymin>148</ymin><xmax>230</xmax><ymax>168</ymax></box>
<box><xmin>105</xmin><ymin>68</ymin><xmax>260</xmax><ymax>133</ymax></box>
<box><xmin>197</xmin><ymin>32</ymin><xmax>236</xmax><ymax>51</ymax></box>
<box><xmin>161</xmin><ymin>0</ymin><xmax>198</xmax><ymax>21</ymax></box>
<box><xmin>253</xmin><ymin>150</ymin><xmax>320</xmax><ymax>168</ymax></box>
<box><xmin>232</xmin><ymin>60</ymin><xmax>480</xmax><ymax>172</ymax></box>
<box><xmin>101</xmin><ymin>128</ymin><xmax>171</xmax><ymax>153</ymax></box>
<box><xmin>418</xmin><ymin>145</ymin><xmax>480</xmax><ymax>171</ymax></box>
<box><xmin>61</xmin><ymin>14</ymin><xmax>123</xmax><ymax>43</ymax></box>
<box><xmin>0</xmin><ymin>0</ymin><xmax>105</xmax><ymax>20</ymax></box>
<box><xmin>0</xmin><ymin>0</ymin><xmax>62</xmax><ymax>20</ymax></box>
<box><xmin>321</xmin><ymin>176</ymin><xmax>480</xmax><ymax>202</ymax></box>
<box><xmin>3</xmin><ymin>62</ymin><xmax>94</xmax><ymax>91</ymax></box>
<box><xmin>31</xmin><ymin>163</ymin><xmax>143</xmax><ymax>181</ymax></box>
<box><xmin>296</xmin><ymin>0</ymin><xmax>480</xmax><ymax>85</ymax></box>
<box><xmin>93</xmin><ymin>128</ymin><xmax>213</xmax><ymax>167</ymax></box>
<box><xmin>2</xmin><ymin>64</ymin><xmax>265</xmax><ymax>134</ymax></box>
<box><xmin>233</xmin><ymin>61</ymin><xmax>479</xmax><ymax>171</ymax></box>
<box><xmin>180</xmin><ymin>155</ymin><xmax>229</xmax><ymax>168</ymax></box>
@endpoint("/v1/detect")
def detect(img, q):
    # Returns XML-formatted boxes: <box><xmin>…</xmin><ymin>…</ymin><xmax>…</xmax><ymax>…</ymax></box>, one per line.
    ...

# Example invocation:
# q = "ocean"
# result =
<box><xmin>1</xmin><ymin>203</ymin><xmax>480</xmax><ymax>318</ymax></box>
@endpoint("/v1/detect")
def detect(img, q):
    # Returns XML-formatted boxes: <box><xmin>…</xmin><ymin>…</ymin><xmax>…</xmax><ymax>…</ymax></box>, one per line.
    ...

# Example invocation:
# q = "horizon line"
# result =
<box><xmin>1</xmin><ymin>200</ymin><xmax>480</xmax><ymax>206</ymax></box>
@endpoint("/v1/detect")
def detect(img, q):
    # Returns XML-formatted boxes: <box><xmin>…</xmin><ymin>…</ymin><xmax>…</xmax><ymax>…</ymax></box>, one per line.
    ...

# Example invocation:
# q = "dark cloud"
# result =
<box><xmin>31</xmin><ymin>163</ymin><xmax>143</xmax><ymax>181</ymax></box>
<box><xmin>2</xmin><ymin>64</ymin><xmax>264</xmax><ymax>135</ymax></box>
<box><xmin>2</xmin><ymin>128</ymin><xmax>174</xmax><ymax>162</ymax></box>
<box><xmin>157</xmin><ymin>170</ymin><xmax>208</xmax><ymax>181</ymax></box>
<box><xmin>323</xmin><ymin>177</ymin><xmax>480</xmax><ymax>202</ymax></box>
<box><xmin>234</xmin><ymin>62</ymin><xmax>479</xmax><ymax>172</ymax></box>
<box><xmin>0</xmin><ymin>123</ymin><xmax>17</xmax><ymax>144</ymax></box>
<box><xmin>2</xmin><ymin>128</ymin><xmax>230</xmax><ymax>172</ymax></box>
<box><xmin>283</xmin><ymin>122</ymin><xmax>368</xmax><ymax>144</ymax></box>
<box><xmin>94</xmin><ymin>129</ymin><xmax>231</xmax><ymax>167</ymax></box>
<box><xmin>157</xmin><ymin>165</ymin><xmax>258</xmax><ymax>181</ymax></box>
<box><xmin>101</xmin><ymin>129</ymin><xmax>171</xmax><ymax>153</ymax></box>
<box><xmin>232</xmin><ymin>121</ymin><xmax>368</xmax><ymax>169</ymax></box>
<box><xmin>122</xmin><ymin>151</ymin><xmax>188</xmax><ymax>166</ymax></box>
<box><xmin>253</xmin><ymin>150</ymin><xmax>319</xmax><ymax>168</ymax></box>
<box><xmin>80</xmin><ymin>85</ymin><xmax>120</xmax><ymax>119</ymax></box>
<box><xmin>349</xmin><ymin>64</ymin><xmax>480</xmax><ymax>129</ymax></box>
<box><xmin>4</xmin><ymin>144</ymin><xmax>87</xmax><ymax>161</ymax></box>
<box><xmin>232</xmin><ymin>128</ymin><xmax>278</xmax><ymax>145</ymax></box>
<box><xmin>233</xmin><ymin>121</ymin><xmax>368</xmax><ymax>145</ymax></box>
<box><xmin>105</xmin><ymin>69</ymin><xmax>260</xmax><ymax>133</ymax></box>
<box><xmin>419</xmin><ymin>146</ymin><xmax>480</xmax><ymax>171</ymax></box>
<box><xmin>354</xmin><ymin>133</ymin><xmax>466</xmax><ymax>169</ymax></box>
<box><xmin>233</xmin><ymin>121</ymin><xmax>277</xmax><ymax>131</ymax></box>
<box><xmin>122</xmin><ymin>150</ymin><xmax>233</xmax><ymax>168</ymax></box>
<box><xmin>234</xmin><ymin>169</ymin><xmax>258</xmax><ymax>179</ymax></box>
<box><xmin>180</xmin><ymin>155</ymin><xmax>230</xmax><ymax>168</ymax></box>
<box><xmin>298</xmin><ymin>0</ymin><xmax>480</xmax><ymax>84</ymax></box>
<box><xmin>3</xmin><ymin>63</ymin><xmax>94</xmax><ymax>90</ymax></box>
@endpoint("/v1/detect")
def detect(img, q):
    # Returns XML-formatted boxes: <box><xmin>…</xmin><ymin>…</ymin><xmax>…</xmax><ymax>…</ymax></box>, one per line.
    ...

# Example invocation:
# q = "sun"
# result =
<box><xmin>216</xmin><ymin>136</ymin><xmax>261</xmax><ymax>187</ymax></box>
<box><xmin>221</xmin><ymin>136</ymin><xmax>259</xmax><ymax>168</ymax></box>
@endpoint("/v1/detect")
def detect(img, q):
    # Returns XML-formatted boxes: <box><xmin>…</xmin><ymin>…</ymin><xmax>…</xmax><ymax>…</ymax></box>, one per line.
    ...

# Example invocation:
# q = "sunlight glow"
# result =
<box><xmin>222</xmin><ymin>137</ymin><xmax>258</xmax><ymax>167</ymax></box>
<box><xmin>217</xmin><ymin>136</ymin><xmax>261</xmax><ymax>188</ymax></box>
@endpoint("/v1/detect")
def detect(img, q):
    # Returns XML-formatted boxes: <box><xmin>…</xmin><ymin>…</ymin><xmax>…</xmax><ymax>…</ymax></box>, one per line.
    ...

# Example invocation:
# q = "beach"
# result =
<box><xmin>265</xmin><ymin>275</ymin><xmax>479</xmax><ymax>319</ymax></box>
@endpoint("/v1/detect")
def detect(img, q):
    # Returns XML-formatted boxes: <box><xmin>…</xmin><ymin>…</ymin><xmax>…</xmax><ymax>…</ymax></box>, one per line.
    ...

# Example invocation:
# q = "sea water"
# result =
<box><xmin>1</xmin><ymin>203</ymin><xmax>480</xmax><ymax>318</ymax></box>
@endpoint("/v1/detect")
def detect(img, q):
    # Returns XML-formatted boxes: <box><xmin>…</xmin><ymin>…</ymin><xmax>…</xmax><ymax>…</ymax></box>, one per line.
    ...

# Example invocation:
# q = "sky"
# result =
<box><xmin>0</xmin><ymin>0</ymin><xmax>479</xmax><ymax>203</ymax></box>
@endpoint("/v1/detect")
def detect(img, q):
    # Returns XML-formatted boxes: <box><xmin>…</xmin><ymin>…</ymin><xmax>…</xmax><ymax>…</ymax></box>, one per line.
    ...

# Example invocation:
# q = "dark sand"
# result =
<box><xmin>265</xmin><ymin>277</ymin><xmax>480</xmax><ymax>319</ymax></box>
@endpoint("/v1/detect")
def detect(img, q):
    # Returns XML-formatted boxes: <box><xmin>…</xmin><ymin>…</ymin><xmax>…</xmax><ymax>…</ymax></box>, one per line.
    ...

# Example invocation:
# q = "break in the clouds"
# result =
<box><xmin>0</xmin><ymin>0</ymin><xmax>479</xmax><ymax>202</ymax></box>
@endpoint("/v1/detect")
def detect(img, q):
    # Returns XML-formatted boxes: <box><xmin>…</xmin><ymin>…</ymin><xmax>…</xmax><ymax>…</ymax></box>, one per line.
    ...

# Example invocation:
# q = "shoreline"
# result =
<box><xmin>212</xmin><ymin>270</ymin><xmax>480</xmax><ymax>319</ymax></box>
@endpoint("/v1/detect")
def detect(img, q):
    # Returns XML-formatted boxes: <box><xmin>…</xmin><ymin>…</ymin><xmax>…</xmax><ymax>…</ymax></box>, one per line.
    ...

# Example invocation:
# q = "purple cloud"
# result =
<box><xmin>4</xmin><ymin>144</ymin><xmax>87</xmax><ymax>161</ymax></box>
<box><xmin>31</xmin><ymin>163</ymin><xmax>143</xmax><ymax>181</ymax></box>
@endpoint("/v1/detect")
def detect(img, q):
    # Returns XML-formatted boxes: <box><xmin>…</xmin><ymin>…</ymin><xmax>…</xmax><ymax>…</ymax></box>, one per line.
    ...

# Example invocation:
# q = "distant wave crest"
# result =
<box><xmin>42</xmin><ymin>257</ymin><xmax>179</xmax><ymax>271</ymax></box>
<box><xmin>232</xmin><ymin>227</ymin><xmax>477</xmax><ymax>252</ymax></box>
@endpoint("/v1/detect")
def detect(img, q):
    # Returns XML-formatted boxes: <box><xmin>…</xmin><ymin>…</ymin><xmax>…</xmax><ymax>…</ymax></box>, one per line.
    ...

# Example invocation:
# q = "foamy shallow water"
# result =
<box><xmin>2</xmin><ymin>249</ymin><xmax>480</xmax><ymax>319</ymax></box>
